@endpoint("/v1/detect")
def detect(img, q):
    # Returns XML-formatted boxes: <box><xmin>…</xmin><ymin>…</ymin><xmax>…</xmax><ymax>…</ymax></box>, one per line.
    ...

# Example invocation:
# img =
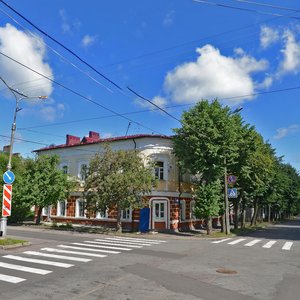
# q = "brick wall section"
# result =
<box><xmin>35</xmin><ymin>195</ymin><xmax>210</xmax><ymax>231</ymax></box>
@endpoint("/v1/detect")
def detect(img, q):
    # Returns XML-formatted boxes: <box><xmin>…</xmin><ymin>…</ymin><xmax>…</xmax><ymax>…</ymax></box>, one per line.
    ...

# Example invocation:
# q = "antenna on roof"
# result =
<box><xmin>125</xmin><ymin>122</ymin><xmax>131</xmax><ymax>136</ymax></box>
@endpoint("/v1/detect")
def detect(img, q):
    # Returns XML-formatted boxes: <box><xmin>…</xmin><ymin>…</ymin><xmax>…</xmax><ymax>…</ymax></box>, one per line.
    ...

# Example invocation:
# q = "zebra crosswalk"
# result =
<box><xmin>0</xmin><ymin>236</ymin><xmax>166</xmax><ymax>284</ymax></box>
<box><xmin>212</xmin><ymin>237</ymin><xmax>295</xmax><ymax>251</ymax></box>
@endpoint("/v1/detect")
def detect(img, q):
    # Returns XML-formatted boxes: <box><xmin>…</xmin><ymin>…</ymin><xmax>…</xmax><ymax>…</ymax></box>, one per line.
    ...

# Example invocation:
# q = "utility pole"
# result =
<box><xmin>0</xmin><ymin>76</ymin><xmax>47</xmax><ymax>237</ymax></box>
<box><xmin>223</xmin><ymin>106</ymin><xmax>243</xmax><ymax>235</ymax></box>
<box><xmin>224</xmin><ymin>157</ymin><xmax>230</xmax><ymax>234</ymax></box>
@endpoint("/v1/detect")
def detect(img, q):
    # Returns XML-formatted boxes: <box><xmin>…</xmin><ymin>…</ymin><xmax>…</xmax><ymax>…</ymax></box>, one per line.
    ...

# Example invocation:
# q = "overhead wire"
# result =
<box><xmin>193</xmin><ymin>0</ymin><xmax>300</xmax><ymax>20</ymax></box>
<box><xmin>0</xmin><ymin>6</ymin><xmax>114</xmax><ymax>94</ymax></box>
<box><xmin>0</xmin><ymin>50</ymin><xmax>166</xmax><ymax>136</ymax></box>
<box><xmin>0</xmin><ymin>0</ymin><xmax>122</xmax><ymax>91</ymax></box>
<box><xmin>232</xmin><ymin>0</ymin><xmax>300</xmax><ymax>13</ymax></box>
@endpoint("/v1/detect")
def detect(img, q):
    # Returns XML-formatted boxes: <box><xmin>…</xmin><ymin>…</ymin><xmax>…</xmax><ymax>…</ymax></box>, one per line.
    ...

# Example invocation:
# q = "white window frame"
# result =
<box><xmin>60</xmin><ymin>162</ymin><xmax>69</xmax><ymax>175</ymax></box>
<box><xmin>190</xmin><ymin>200</ymin><xmax>196</xmax><ymax>220</ymax></box>
<box><xmin>42</xmin><ymin>206</ymin><xmax>51</xmax><ymax>216</ymax></box>
<box><xmin>121</xmin><ymin>208</ymin><xmax>132</xmax><ymax>221</ymax></box>
<box><xmin>75</xmin><ymin>199</ymin><xmax>86</xmax><ymax>218</ymax></box>
<box><xmin>180</xmin><ymin>200</ymin><xmax>186</xmax><ymax>221</ymax></box>
<box><xmin>153</xmin><ymin>201</ymin><xmax>166</xmax><ymax>221</ymax></box>
<box><xmin>78</xmin><ymin>161</ymin><xmax>89</xmax><ymax>181</ymax></box>
<box><xmin>57</xmin><ymin>200</ymin><xmax>67</xmax><ymax>217</ymax></box>
<box><xmin>154</xmin><ymin>161</ymin><xmax>164</xmax><ymax>180</ymax></box>
<box><xmin>96</xmin><ymin>208</ymin><xmax>109</xmax><ymax>219</ymax></box>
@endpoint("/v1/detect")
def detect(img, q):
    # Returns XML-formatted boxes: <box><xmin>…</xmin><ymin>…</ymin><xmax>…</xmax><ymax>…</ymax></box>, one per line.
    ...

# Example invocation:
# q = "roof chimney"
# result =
<box><xmin>89</xmin><ymin>131</ymin><xmax>100</xmax><ymax>141</ymax></box>
<box><xmin>66</xmin><ymin>134</ymin><xmax>80</xmax><ymax>146</ymax></box>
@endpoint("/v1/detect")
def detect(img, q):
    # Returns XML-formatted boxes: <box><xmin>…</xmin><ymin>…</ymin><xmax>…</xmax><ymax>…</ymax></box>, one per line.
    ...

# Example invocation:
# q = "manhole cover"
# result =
<box><xmin>216</xmin><ymin>268</ymin><xmax>237</xmax><ymax>274</ymax></box>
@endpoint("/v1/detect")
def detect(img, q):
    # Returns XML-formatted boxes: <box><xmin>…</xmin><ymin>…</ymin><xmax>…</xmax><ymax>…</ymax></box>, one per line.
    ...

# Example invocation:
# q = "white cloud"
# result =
<box><xmin>81</xmin><ymin>34</ymin><xmax>97</xmax><ymax>48</ymax></box>
<box><xmin>260</xmin><ymin>26</ymin><xmax>279</xmax><ymax>49</ymax></box>
<box><xmin>163</xmin><ymin>10</ymin><xmax>175</xmax><ymax>27</ymax></box>
<box><xmin>278</xmin><ymin>30</ymin><xmax>300</xmax><ymax>75</ymax></box>
<box><xmin>0</xmin><ymin>23</ymin><xmax>54</xmax><ymax>97</ymax></box>
<box><xmin>274</xmin><ymin>124</ymin><xmax>300</xmax><ymax>140</ymax></box>
<box><xmin>135</xmin><ymin>96</ymin><xmax>167</xmax><ymax>110</ymax></box>
<box><xmin>163</xmin><ymin>44</ymin><xmax>268</xmax><ymax>105</ymax></box>
<box><xmin>39</xmin><ymin>103</ymin><xmax>65</xmax><ymax>122</ymax></box>
<box><xmin>59</xmin><ymin>9</ymin><xmax>81</xmax><ymax>34</ymax></box>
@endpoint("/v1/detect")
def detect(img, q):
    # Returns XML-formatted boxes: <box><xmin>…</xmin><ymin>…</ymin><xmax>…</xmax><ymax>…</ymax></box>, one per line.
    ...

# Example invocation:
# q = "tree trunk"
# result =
<box><xmin>240</xmin><ymin>199</ymin><xmax>246</xmax><ymax>228</ymax></box>
<box><xmin>251</xmin><ymin>199</ymin><xmax>258</xmax><ymax>226</ymax></box>
<box><xmin>268</xmin><ymin>204</ymin><xmax>271</xmax><ymax>223</ymax></box>
<box><xmin>234</xmin><ymin>196</ymin><xmax>241</xmax><ymax>230</ymax></box>
<box><xmin>221</xmin><ymin>213</ymin><xmax>225</xmax><ymax>233</ymax></box>
<box><xmin>35</xmin><ymin>207</ymin><xmax>43</xmax><ymax>225</ymax></box>
<box><xmin>116</xmin><ymin>206</ymin><xmax>122</xmax><ymax>233</ymax></box>
<box><xmin>206</xmin><ymin>216</ymin><xmax>212</xmax><ymax>235</ymax></box>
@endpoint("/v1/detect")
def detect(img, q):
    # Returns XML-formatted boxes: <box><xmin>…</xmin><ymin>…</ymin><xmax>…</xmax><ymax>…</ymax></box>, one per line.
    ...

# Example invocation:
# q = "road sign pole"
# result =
<box><xmin>0</xmin><ymin>216</ymin><xmax>7</xmax><ymax>237</ymax></box>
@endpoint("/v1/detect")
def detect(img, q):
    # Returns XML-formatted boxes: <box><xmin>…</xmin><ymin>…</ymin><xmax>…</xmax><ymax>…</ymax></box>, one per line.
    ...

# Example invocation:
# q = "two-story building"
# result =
<box><xmin>34</xmin><ymin>131</ymin><xmax>203</xmax><ymax>231</ymax></box>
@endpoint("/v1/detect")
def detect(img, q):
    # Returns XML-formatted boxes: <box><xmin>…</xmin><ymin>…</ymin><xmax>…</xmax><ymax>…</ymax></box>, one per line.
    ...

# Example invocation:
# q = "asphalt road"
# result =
<box><xmin>0</xmin><ymin>218</ymin><xmax>299</xmax><ymax>300</ymax></box>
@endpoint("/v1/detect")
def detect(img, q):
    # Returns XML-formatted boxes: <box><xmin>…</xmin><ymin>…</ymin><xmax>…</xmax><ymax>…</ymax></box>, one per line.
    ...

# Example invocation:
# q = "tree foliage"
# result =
<box><xmin>174</xmin><ymin>99</ymin><xmax>300</xmax><ymax>233</ymax></box>
<box><xmin>84</xmin><ymin>145</ymin><xmax>156</xmax><ymax>231</ymax></box>
<box><xmin>18</xmin><ymin>155</ymin><xmax>72</xmax><ymax>224</ymax></box>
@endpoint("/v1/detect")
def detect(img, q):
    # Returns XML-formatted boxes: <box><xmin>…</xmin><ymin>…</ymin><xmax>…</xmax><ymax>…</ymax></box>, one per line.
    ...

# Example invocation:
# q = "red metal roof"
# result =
<box><xmin>34</xmin><ymin>134</ymin><xmax>172</xmax><ymax>152</ymax></box>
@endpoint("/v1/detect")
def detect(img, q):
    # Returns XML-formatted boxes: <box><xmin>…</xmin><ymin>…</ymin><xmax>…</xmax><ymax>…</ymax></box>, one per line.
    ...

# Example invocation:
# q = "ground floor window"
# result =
<box><xmin>154</xmin><ymin>202</ymin><xmax>165</xmax><ymax>220</ymax></box>
<box><xmin>42</xmin><ymin>206</ymin><xmax>51</xmax><ymax>216</ymax></box>
<box><xmin>190</xmin><ymin>200</ymin><xmax>196</xmax><ymax>220</ymax></box>
<box><xmin>76</xmin><ymin>199</ymin><xmax>85</xmax><ymax>218</ymax></box>
<box><xmin>96</xmin><ymin>208</ymin><xmax>108</xmax><ymax>219</ymax></box>
<box><xmin>121</xmin><ymin>208</ymin><xmax>132</xmax><ymax>221</ymax></box>
<box><xmin>57</xmin><ymin>200</ymin><xmax>66</xmax><ymax>216</ymax></box>
<box><xmin>180</xmin><ymin>200</ymin><xmax>186</xmax><ymax>221</ymax></box>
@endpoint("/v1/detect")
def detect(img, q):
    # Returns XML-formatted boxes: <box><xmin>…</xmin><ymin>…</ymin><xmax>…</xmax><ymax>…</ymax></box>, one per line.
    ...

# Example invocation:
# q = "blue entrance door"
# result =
<box><xmin>139</xmin><ymin>208</ymin><xmax>150</xmax><ymax>232</ymax></box>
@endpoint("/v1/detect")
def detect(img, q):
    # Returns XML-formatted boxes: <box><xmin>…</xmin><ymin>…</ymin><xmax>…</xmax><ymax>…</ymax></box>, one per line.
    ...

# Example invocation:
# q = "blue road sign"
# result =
<box><xmin>3</xmin><ymin>170</ymin><xmax>15</xmax><ymax>184</ymax></box>
<box><xmin>228</xmin><ymin>188</ymin><xmax>238</xmax><ymax>198</ymax></box>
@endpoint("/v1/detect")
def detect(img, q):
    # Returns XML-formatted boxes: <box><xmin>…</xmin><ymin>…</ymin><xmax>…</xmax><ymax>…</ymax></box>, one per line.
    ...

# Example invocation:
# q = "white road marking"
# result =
<box><xmin>0</xmin><ymin>274</ymin><xmax>26</xmax><ymax>284</ymax></box>
<box><xmin>282</xmin><ymin>242</ymin><xmax>293</xmax><ymax>250</ymax></box>
<box><xmin>0</xmin><ymin>262</ymin><xmax>51</xmax><ymax>275</ymax></box>
<box><xmin>71</xmin><ymin>243</ymin><xmax>132</xmax><ymax>251</ymax></box>
<box><xmin>105</xmin><ymin>237</ymin><xmax>164</xmax><ymax>243</ymax></box>
<box><xmin>84</xmin><ymin>241</ymin><xmax>143</xmax><ymax>248</ymax></box>
<box><xmin>41</xmin><ymin>247</ymin><xmax>109</xmax><ymax>257</ymax></box>
<box><xmin>3</xmin><ymin>255</ymin><xmax>74</xmax><ymax>268</ymax></box>
<box><xmin>57</xmin><ymin>245</ymin><xmax>121</xmax><ymax>254</ymax></box>
<box><xmin>244</xmin><ymin>239</ymin><xmax>261</xmax><ymax>247</ymax></box>
<box><xmin>228</xmin><ymin>238</ymin><xmax>246</xmax><ymax>245</ymax></box>
<box><xmin>212</xmin><ymin>238</ymin><xmax>232</xmax><ymax>244</ymax></box>
<box><xmin>94</xmin><ymin>239</ymin><xmax>152</xmax><ymax>246</ymax></box>
<box><xmin>23</xmin><ymin>251</ymin><xmax>92</xmax><ymax>262</ymax></box>
<box><xmin>262</xmin><ymin>241</ymin><xmax>277</xmax><ymax>248</ymax></box>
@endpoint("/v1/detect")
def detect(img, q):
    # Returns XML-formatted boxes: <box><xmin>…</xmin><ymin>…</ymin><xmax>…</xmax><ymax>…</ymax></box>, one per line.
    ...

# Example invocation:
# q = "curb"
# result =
<box><xmin>0</xmin><ymin>241</ymin><xmax>31</xmax><ymax>250</ymax></box>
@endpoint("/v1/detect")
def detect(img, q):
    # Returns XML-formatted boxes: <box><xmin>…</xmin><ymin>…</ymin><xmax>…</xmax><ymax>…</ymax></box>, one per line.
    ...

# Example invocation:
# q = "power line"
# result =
<box><xmin>0</xmin><ymin>6</ymin><xmax>114</xmax><ymax>94</ymax></box>
<box><xmin>0</xmin><ymin>134</ymin><xmax>48</xmax><ymax>146</ymax></box>
<box><xmin>193</xmin><ymin>0</ymin><xmax>300</xmax><ymax>20</ymax></box>
<box><xmin>17</xmin><ymin>83</ymin><xmax>300</xmax><ymax>131</ymax></box>
<box><xmin>0</xmin><ymin>50</ymin><xmax>165</xmax><ymax>136</ymax></box>
<box><xmin>232</xmin><ymin>0</ymin><xmax>300</xmax><ymax>13</ymax></box>
<box><xmin>0</xmin><ymin>0</ymin><xmax>122</xmax><ymax>91</ymax></box>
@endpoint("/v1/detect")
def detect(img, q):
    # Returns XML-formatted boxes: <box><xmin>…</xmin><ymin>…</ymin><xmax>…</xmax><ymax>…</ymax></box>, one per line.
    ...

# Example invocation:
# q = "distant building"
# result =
<box><xmin>34</xmin><ymin>131</ymin><xmax>203</xmax><ymax>231</ymax></box>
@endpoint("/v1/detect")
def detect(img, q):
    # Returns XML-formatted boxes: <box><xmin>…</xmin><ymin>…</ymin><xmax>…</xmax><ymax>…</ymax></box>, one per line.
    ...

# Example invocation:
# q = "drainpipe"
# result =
<box><xmin>178</xmin><ymin>165</ymin><xmax>182</xmax><ymax>231</ymax></box>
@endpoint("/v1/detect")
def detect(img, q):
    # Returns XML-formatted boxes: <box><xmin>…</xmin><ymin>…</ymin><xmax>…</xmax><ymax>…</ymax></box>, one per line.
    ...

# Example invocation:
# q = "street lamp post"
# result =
<box><xmin>0</xmin><ymin>76</ymin><xmax>47</xmax><ymax>237</ymax></box>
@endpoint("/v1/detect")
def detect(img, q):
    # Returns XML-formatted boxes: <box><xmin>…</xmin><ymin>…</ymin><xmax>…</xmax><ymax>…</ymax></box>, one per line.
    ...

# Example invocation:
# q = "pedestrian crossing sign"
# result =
<box><xmin>228</xmin><ymin>188</ymin><xmax>237</xmax><ymax>198</ymax></box>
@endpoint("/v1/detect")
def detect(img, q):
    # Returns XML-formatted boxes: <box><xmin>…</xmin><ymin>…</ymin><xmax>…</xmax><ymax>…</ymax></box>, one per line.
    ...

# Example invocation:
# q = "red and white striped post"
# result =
<box><xmin>1</xmin><ymin>184</ymin><xmax>12</xmax><ymax>236</ymax></box>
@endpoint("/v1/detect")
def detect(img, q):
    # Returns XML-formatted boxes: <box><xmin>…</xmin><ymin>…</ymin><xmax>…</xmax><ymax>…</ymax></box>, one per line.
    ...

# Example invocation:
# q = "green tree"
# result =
<box><xmin>0</xmin><ymin>153</ymin><xmax>32</xmax><ymax>223</ymax></box>
<box><xmin>173</xmin><ymin>99</ymin><xmax>242</xmax><ymax>234</ymax></box>
<box><xmin>18</xmin><ymin>155</ymin><xmax>72</xmax><ymax>224</ymax></box>
<box><xmin>194</xmin><ymin>180</ymin><xmax>222</xmax><ymax>235</ymax></box>
<box><xmin>84</xmin><ymin>145</ymin><xmax>156</xmax><ymax>232</ymax></box>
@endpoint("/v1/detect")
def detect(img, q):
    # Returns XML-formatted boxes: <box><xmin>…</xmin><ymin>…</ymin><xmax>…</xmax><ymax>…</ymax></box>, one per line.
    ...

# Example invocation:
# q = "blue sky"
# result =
<box><xmin>1</xmin><ymin>0</ymin><xmax>300</xmax><ymax>170</ymax></box>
